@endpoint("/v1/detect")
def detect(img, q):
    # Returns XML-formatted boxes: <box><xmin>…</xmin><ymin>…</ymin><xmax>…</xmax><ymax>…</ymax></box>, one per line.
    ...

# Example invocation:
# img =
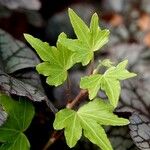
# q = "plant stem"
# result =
<box><xmin>88</xmin><ymin>58</ymin><xmax>94</xmax><ymax>75</ymax></box>
<box><xmin>66</xmin><ymin>89</ymin><xmax>88</xmax><ymax>109</ymax></box>
<box><xmin>43</xmin><ymin>131</ymin><xmax>63</xmax><ymax>150</ymax></box>
<box><xmin>93</xmin><ymin>60</ymin><xmax>102</xmax><ymax>74</ymax></box>
<box><xmin>66</xmin><ymin>75</ymin><xmax>72</xmax><ymax>103</ymax></box>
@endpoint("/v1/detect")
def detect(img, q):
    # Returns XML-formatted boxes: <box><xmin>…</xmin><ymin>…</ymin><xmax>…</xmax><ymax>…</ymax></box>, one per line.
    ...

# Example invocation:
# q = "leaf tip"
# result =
<box><xmin>67</xmin><ymin>144</ymin><xmax>75</xmax><ymax>148</ymax></box>
<box><xmin>89</xmin><ymin>94</ymin><xmax>95</xmax><ymax>100</ymax></box>
<box><xmin>106</xmin><ymin>29</ymin><xmax>110</xmax><ymax>34</ymax></box>
<box><xmin>23</xmin><ymin>33</ymin><xmax>31</xmax><ymax>40</ymax></box>
<box><xmin>130</xmin><ymin>73</ymin><xmax>137</xmax><ymax>78</ymax></box>
<box><xmin>119</xmin><ymin>118</ymin><xmax>130</xmax><ymax>126</ymax></box>
<box><xmin>68</xmin><ymin>7</ymin><xmax>72</xmax><ymax>11</ymax></box>
<box><xmin>68</xmin><ymin>8</ymin><xmax>73</xmax><ymax>14</ymax></box>
<box><xmin>123</xmin><ymin>59</ymin><xmax>128</xmax><ymax>64</ymax></box>
<box><xmin>93</xmin><ymin>12</ymin><xmax>98</xmax><ymax>17</ymax></box>
<box><xmin>126</xmin><ymin>119</ymin><xmax>130</xmax><ymax>125</ymax></box>
<box><xmin>58</xmin><ymin>32</ymin><xmax>67</xmax><ymax>41</ymax></box>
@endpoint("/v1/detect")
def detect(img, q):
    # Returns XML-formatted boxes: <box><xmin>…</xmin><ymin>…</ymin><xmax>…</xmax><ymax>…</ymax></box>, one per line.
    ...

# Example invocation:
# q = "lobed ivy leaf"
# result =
<box><xmin>80</xmin><ymin>60</ymin><xmax>136</xmax><ymax>107</ymax></box>
<box><xmin>59</xmin><ymin>8</ymin><xmax>110</xmax><ymax>66</ymax></box>
<box><xmin>0</xmin><ymin>29</ymin><xmax>57</xmax><ymax>113</ymax></box>
<box><xmin>54</xmin><ymin>99</ymin><xmax>129</xmax><ymax>150</ymax></box>
<box><xmin>24</xmin><ymin>33</ymin><xmax>74</xmax><ymax>86</ymax></box>
<box><xmin>0</xmin><ymin>94</ymin><xmax>35</xmax><ymax>150</ymax></box>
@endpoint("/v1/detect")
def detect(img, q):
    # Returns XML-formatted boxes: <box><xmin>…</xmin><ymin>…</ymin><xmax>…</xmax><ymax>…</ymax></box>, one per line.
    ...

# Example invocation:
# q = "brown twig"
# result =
<box><xmin>43</xmin><ymin>131</ymin><xmax>63</xmax><ymax>150</ymax></box>
<box><xmin>66</xmin><ymin>75</ymin><xmax>72</xmax><ymax>103</ymax></box>
<box><xmin>87</xmin><ymin>58</ymin><xmax>94</xmax><ymax>75</ymax></box>
<box><xmin>66</xmin><ymin>89</ymin><xmax>88</xmax><ymax>109</ymax></box>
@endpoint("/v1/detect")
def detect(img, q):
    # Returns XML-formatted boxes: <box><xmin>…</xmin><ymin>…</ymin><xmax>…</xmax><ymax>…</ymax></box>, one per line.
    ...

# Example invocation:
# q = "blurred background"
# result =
<box><xmin>0</xmin><ymin>0</ymin><xmax>150</xmax><ymax>150</ymax></box>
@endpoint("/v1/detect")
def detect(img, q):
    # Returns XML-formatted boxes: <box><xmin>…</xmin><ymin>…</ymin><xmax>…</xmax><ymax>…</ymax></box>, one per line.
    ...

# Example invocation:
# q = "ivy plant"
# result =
<box><xmin>24</xmin><ymin>8</ymin><xmax>136</xmax><ymax>150</ymax></box>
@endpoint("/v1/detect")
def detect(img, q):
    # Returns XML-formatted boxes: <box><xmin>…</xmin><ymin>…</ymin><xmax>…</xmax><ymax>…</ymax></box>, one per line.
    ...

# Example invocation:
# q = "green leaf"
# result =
<box><xmin>89</xmin><ymin>13</ymin><xmax>110</xmax><ymax>52</ymax></box>
<box><xmin>104</xmin><ymin>60</ymin><xmax>136</xmax><ymax>80</ymax></box>
<box><xmin>54</xmin><ymin>109</ymin><xmax>82</xmax><ymax>147</ymax></box>
<box><xmin>81</xmin><ymin>119</ymin><xmax>112</xmax><ymax>150</ymax></box>
<box><xmin>24</xmin><ymin>33</ymin><xmax>74</xmax><ymax>86</ymax></box>
<box><xmin>78</xmin><ymin>99</ymin><xmax>129</xmax><ymax>125</ymax></box>
<box><xmin>68</xmin><ymin>8</ymin><xmax>90</xmax><ymax>46</ymax></box>
<box><xmin>80</xmin><ymin>60</ymin><xmax>136</xmax><ymax>107</ymax></box>
<box><xmin>101</xmin><ymin>79</ymin><xmax>120</xmax><ymax>107</ymax></box>
<box><xmin>24</xmin><ymin>34</ymin><xmax>54</xmax><ymax>62</ymax></box>
<box><xmin>58</xmin><ymin>38</ymin><xmax>93</xmax><ymax>66</ymax></box>
<box><xmin>59</xmin><ymin>9</ymin><xmax>109</xmax><ymax>65</ymax></box>
<box><xmin>54</xmin><ymin>99</ymin><xmax>129</xmax><ymax>150</ymax></box>
<box><xmin>0</xmin><ymin>133</ymin><xmax>29</xmax><ymax>150</ymax></box>
<box><xmin>100</xmin><ymin>59</ymin><xmax>114</xmax><ymax>68</ymax></box>
<box><xmin>80</xmin><ymin>74</ymin><xmax>103</xmax><ymax>100</ymax></box>
<box><xmin>0</xmin><ymin>29</ymin><xmax>56</xmax><ymax>112</ymax></box>
<box><xmin>0</xmin><ymin>95</ymin><xmax>35</xmax><ymax>150</ymax></box>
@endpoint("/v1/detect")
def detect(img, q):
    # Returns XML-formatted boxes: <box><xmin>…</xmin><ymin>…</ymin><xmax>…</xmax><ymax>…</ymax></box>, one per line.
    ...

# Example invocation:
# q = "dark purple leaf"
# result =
<box><xmin>108</xmin><ymin>43</ymin><xmax>145</xmax><ymax>67</ymax></box>
<box><xmin>25</xmin><ymin>10</ymin><xmax>44</xmax><ymax>27</ymax></box>
<box><xmin>0</xmin><ymin>69</ymin><xmax>45</xmax><ymax>101</ymax></box>
<box><xmin>0</xmin><ymin>29</ymin><xmax>40</xmax><ymax>74</ymax></box>
<box><xmin>100</xmin><ymin>0</ymin><xmax>127</xmax><ymax>12</ymax></box>
<box><xmin>116</xmin><ymin>72</ymin><xmax>150</xmax><ymax>149</ymax></box>
<box><xmin>0</xmin><ymin>0</ymin><xmax>41</xmax><ymax>10</ymax></box>
<box><xmin>129</xmin><ymin>113</ymin><xmax>150</xmax><ymax>150</ymax></box>
<box><xmin>117</xmin><ymin>78</ymin><xmax>150</xmax><ymax>114</ymax></box>
<box><xmin>14</xmin><ymin>69</ymin><xmax>45</xmax><ymax>93</ymax></box>
<box><xmin>107</xmin><ymin>26</ymin><xmax>130</xmax><ymax>47</ymax></box>
<box><xmin>0</xmin><ymin>69</ymin><xmax>57</xmax><ymax>113</ymax></box>
<box><xmin>107</xmin><ymin>126</ymin><xmax>138</xmax><ymax>150</ymax></box>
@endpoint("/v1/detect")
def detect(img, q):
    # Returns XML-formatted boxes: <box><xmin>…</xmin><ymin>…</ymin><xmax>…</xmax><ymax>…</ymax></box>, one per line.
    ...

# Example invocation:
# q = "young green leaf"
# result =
<box><xmin>54</xmin><ymin>99</ymin><xmax>129</xmax><ymax>150</ymax></box>
<box><xmin>59</xmin><ymin>8</ymin><xmax>109</xmax><ymax>66</ymax></box>
<box><xmin>80</xmin><ymin>60</ymin><xmax>136</xmax><ymax>107</ymax></box>
<box><xmin>24</xmin><ymin>33</ymin><xmax>74</xmax><ymax>86</ymax></box>
<box><xmin>0</xmin><ymin>94</ymin><xmax>35</xmax><ymax>150</ymax></box>
<box><xmin>54</xmin><ymin>109</ymin><xmax>82</xmax><ymax>147</ymax></box>
<box><xmin>68</xmin><ymin>8</ymin><xmax>90</xmax><ymax>45</ymax></box>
